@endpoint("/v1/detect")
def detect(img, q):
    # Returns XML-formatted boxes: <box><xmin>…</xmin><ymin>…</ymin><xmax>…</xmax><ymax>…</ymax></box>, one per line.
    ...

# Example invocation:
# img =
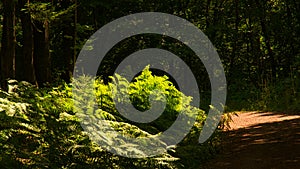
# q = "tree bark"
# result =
<box><xmin>33</xmin><ymin>20</ymin><xmax>51</xmax><ymax>86</ymax></box>
<box><xmin>0</xmin><ymin>0</ymin><xmax>16</xmax><ymax>90</ymax></box>
<box><xmin>74</xmin><ymin>0</ymin><xmax>77</xmax><ymax>67</ymax></box>
<box><xmin>254</xmin><ymin>0</ymin><xmax>276</xmax><ymax>83</ymax></box>
<box><xmin>18</xmin><ymin>0</ymin><xmax>37</xmax><ymax>85</ymax></box>
<box><xmin>60</xmin><ymin>0</ymin><xmax>75</xmax><ymax>83</ymax></box>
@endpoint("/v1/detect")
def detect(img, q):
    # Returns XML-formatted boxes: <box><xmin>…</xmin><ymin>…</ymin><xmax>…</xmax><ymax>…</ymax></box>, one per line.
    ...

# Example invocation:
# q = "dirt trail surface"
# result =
<box><xmin>201</xmin><ymin>111</ymin><xmax>300</xmax><ymax>169</ymax></box>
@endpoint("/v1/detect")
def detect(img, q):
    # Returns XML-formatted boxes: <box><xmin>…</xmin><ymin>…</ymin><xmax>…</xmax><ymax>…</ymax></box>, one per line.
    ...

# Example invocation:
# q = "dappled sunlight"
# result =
<box><xmin>228</xmin><ymin>111</ymin><xmax>300</xmax><ymax>130</ymax></box>
<box><xmin>201</xmin><ymin>112</ymin><xmax>300</xmax><ymax>169</ymax></box>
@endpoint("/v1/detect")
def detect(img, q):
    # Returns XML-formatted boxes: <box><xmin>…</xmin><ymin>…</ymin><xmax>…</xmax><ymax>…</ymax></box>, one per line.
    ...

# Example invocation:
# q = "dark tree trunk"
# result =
<box><xmin>60</xmin><ymin>0</ymin><xmax>76</xmax><ymax>83</ymax></box>
<box><xmin>205</xmin><ymin>0</ymin><xmax>211</xmax><ymax>29</ymax></box>
<box><xmin>33</xmin><ymin>20</ymin><xmax>51</xmax><ymax>86</ymax></box>
<box><xmin>259</xmin><ymin>19</ymin><xmax>276</xmax><ymax>82</ymax></box>
<box><xmin>18</xmin><ymin>0</ymin><xmax>37</xmax><ymax>85</ymax></box>
<box><xmin>228</xmin><ymin>0</ymin><xmax>240</xmax><ymax>86</ymax></box>
<box><xmin>254</xmin><ymin>0</ymin><xmax>276</xmax><ymax>83</ymax></box>
<box><xmin>0</xmin><ymin>0</ymin><xmax>16</xmax><ymax>91</ymax></box>
<box><xmin>61</xmin><ymin>27</ymin><xmax>74</xmax><ymax>83</ymax></box>
<box><xmin>72</xmin><ymin>0</ymin><xmax>78</xmax><ymax>80</ymax></box>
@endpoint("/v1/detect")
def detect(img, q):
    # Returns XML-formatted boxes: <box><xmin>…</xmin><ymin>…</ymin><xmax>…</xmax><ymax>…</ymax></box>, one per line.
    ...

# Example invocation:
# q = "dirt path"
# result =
<box><xmin>201</xmin><ymin>111</ymin><xmax>300</xmax><ymax>169</ymax></box>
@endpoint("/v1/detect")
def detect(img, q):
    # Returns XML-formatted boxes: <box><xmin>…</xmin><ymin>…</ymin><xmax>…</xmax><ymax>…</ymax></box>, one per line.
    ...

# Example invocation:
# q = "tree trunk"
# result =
<box><xmin>0</xmin><ymin>0</ymin><xmax>16</xmax><ymax>90</ymax></box>
<box><xmin>33</xmin><ymin>20</ymin><xmax>51</xmax><ymax>86</ymax></box>
<box><xmin>254</xmin><ymin>0</ymin><xmax>276</xmax><ymax>83</ymax></box>
<box><xmin>61</xmin><ymin>27</ymin><xmax>74</xmax><ymax>83</ymax></box>
<box><xmin>205</xmin><ymin>0</ymin><xmax>211</xmax><ymax>29</ymax></box>
<box><xmin>18</xmin><ymin>0</ymin><xmax>37</xmax><ymax>85</ymax></box>
<box><xmin>74</xmin><ymin>0</ymin><xmax>77</xmax><ymax>67</ymax></box>
<box><xmin>60</xmin><ymin>0</ymin><xmax>75</xmax><ymax>83</ymax></box>
<box><xmin>228</xmin><ymin>0</ymin><xmax>240</xmax><ymax>86</ymax></box>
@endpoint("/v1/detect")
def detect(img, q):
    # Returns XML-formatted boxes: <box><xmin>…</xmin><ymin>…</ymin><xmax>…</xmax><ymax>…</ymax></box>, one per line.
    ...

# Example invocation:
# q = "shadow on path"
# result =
<box><xmin>201</xmin><ymin>112</ymin><xmax>300</xmax><ymax>169</ymax></box>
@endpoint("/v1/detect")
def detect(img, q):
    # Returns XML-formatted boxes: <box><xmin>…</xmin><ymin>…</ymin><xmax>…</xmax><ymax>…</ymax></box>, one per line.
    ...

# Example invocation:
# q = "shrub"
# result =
<box><xmin>0</xmin><ymin>67</ymin><xmax>220</xmax><ymax>168</ymax></box>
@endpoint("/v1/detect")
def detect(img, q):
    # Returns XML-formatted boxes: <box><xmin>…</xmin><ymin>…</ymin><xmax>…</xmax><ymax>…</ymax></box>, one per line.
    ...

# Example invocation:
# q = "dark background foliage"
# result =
<box><xmin>0</xmin><ymin>0</ymin><xmax>299</xmax><ymax>168</ymax></box>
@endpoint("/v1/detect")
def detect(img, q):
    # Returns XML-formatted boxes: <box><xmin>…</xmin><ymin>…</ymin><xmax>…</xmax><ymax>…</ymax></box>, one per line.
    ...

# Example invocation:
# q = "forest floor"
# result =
<box><xmin>201</xmin><ymin>111</ymin><xmax>300</xmax><ymax>169</ymax></box>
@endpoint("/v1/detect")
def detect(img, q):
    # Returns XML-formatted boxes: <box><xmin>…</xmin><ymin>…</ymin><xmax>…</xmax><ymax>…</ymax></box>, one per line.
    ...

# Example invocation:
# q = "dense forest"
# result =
<box><xmin>0</xmin><ymin>0</ymin><xmax>299</xmax><ymax>168</ymax></box>
<box><xmin>1</xmin><ymin>0</ymin><xmax>299</xmax><ymax>110</ymax></box>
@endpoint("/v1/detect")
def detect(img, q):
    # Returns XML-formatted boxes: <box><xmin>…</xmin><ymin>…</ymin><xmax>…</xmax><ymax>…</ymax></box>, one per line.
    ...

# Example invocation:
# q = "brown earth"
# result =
<box><xmin>201</xmin><ymin>111</ymin><xmax>300</xmax><ymax>169</ymax></box>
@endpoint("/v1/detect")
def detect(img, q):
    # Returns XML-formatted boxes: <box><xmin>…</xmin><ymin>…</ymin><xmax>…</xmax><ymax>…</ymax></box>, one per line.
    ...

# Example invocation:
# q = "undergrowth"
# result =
<box><xmin>226</xmin><ymin>76</ymin><xmax>300</xmax><ymax>113</ymax></box>
<box><xmin>0</xmin><ymin>67</ymin><xmax>221</xmax><ymax>168</ymax></box>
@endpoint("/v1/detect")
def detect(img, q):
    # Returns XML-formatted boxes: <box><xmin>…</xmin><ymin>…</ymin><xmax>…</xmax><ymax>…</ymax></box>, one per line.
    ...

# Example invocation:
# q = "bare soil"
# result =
<box><xmin>201</xmin><ymin>111</ymin><xmax>300</xmax><ymax>169</ymax></box>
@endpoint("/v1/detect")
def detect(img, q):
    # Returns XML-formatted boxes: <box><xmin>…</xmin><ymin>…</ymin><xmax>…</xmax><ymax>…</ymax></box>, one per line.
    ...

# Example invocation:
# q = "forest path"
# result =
<box><xmin>201</xmin><ymin>111</ymin><xmax>300</xmax><ymax>169</ymax></box>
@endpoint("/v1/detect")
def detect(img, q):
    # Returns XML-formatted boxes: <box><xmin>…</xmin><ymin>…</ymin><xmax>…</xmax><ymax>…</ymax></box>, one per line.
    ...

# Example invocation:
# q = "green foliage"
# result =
<box><xmin>2</xmin><ymin>0</ymin><xmax>299</xmax><ymax>166</ymax></box>
<box><xmin>105</xmin><ymin>66</ymin><xmax>205</xmax><ymax>133</ymax></box>
<box><xmin>226</xmin><ymin>74</ymin><xmax>300</xmax><ymax>113</ymax></box>
<box><xmin>256</xmin><ymin>77</ymin><xmax>300</xmax><ymax>112</ymax></box>
<box><xmin>0</xmin><ymin>68</ymin><xmax>220</xmax><ymax>168</ymax></box>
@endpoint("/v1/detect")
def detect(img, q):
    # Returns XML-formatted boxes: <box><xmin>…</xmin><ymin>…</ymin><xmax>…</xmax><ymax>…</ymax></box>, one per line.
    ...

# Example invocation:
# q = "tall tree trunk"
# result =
<box><xmin>0</xmin><ymin>0</ymin><xmax>16</xmax><ymax>91</ymax></box>
<box><xmin>205</xmin><ymin>0</ymin><xmax>211</xmax><ymax>29</ymax></box>
<box><xmin>61</xmin><ymin>27</ymin><xmax>74</xmax><ymax>83</ymax></box>
<box><xmin>254</xmin><ymin>0</ymin><xmax>276</xmax><ymax>83</ymax></box>
<box><xmin>60</xmin><ymin>0</ymin><xmax>75</xmax><ymax>83</ymax></box>
<box><xmin>260</xmin><ymin>19</ymin><xmax>276</xmax><ymax>82</ymax></box>
<box><xmin>33</xmin><ymin>20</ymin><xmax>51</xmax><ymax>86</ymax></box>
<box><xmin>228</xmin><ymin>0</ymin><xmax>240</xmax><ymax>86</ymax></box>
<box><xmin>74</xmin><ymin>0</ymin><xmax>77</xmax><ymax>65</ymax></box>
<box><xmin>18</xmin><ymin>0</ymin><xmax>37</xmax><ymax>85</ymax></box>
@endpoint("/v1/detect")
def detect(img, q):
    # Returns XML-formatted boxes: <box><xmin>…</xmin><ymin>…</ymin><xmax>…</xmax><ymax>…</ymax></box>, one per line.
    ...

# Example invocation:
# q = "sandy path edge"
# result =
<box><xmin>201</xmin><ymin>111</ymin><xmax>300</xmax><ymax>169</ymax></box>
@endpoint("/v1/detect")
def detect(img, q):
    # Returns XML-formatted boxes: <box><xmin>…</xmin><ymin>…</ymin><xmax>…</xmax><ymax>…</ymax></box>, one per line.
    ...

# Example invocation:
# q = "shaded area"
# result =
<box><xmin>201</xmin><ymin>112</ymin><xmax>300</xmax><ymax>169</ymax></box>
